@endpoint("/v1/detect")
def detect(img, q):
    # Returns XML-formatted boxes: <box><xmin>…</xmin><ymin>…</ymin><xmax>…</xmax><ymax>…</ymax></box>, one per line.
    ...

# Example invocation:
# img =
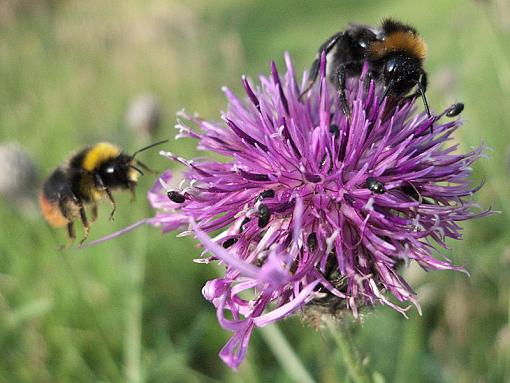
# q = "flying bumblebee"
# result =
<box><xmin>39</xmin><ymin>140</ymin><xmax>167</xmax><ymax>248</ymax></box>
<box><xmin>300</xmin><ymin>18</ymin><xmax>430</xmax><ymax>118</ymax></box>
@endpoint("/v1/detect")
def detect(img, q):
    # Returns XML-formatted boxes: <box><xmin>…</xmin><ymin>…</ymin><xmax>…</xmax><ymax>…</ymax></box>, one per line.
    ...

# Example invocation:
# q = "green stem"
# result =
<box><xmin>124</xmin><ymin>224</ymin><xmax>149</xmax><ymax>383</ymax></box>
<box><xmin>259</xmin><ymin>325</ymin><xmax>317</xmax><ymax>383</ymax></box>
<box><xmin>60</xmin><ymin>253</ymin><xmax>123</xmax><ymax>382</ymax></box>
<box><xmin>326</xmin><ymin>319</ymin><xmax>372</xmax><ymax>383</ymax></box>
<box><xmin>506</xmin><ymin>281</ymin><xmax>510</xmax><ymax>383</ymax></box>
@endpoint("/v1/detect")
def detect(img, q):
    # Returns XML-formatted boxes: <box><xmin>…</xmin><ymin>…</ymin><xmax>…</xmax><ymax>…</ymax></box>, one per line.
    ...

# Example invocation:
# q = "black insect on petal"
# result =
<box><xmin>259</xmin><ymin>189</ymin><xmax>275</xmax><ymax>199</ymax></box>
<box><xmin>307</xmin><ymin>232</ymin><xmax>318</xmax><ymax>252</ymax></box>
<box><xmin>258</xmin><ymin>204</ymin><xmax>271</xmax><ymax>228</ymax></box>
<box><xmin>329</xmin><ymin>124</ymin><xmax>340</xmax><ymax>138</ymax></box>
<box><xmin>222</xmin><ymin>237</ymin><xmax>238</xmax><ymax>248</ymax></box>
<box><xmin>445</xmin><ymin>102</ymin><xmax>464</xmax><ymax>118</ymax></box>
<box><xmin>256</xmin><ymin>189</ymin><xmax>275</xmax><ymax>202</ymax></box>
<box><xmin>167</xmin><ymin>190</ymin><xmax>186</xmax><ymax>203</ymax></box>
<box><xmin>366</xmin><ymin>177</ymin><xmax>385</xmax><ymax>194</ymax></box>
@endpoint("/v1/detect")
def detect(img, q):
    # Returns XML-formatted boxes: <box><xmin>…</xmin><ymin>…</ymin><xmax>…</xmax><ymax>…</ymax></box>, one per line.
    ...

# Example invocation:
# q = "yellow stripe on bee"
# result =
<box><xmin>370</xmin><ymin>31</ymin><xmax>427</xmax><ymax>60</ymax></box>
<box><xmin>82</xmin><ymin>142</ymin><xmax>121</xmax><ymax>172</ymax></box>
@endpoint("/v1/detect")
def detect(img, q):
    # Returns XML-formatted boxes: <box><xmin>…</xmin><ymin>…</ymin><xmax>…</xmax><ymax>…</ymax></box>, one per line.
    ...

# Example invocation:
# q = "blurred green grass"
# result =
<box><xmin>0</xmin><ymin>0</ymin><xmax>509</xmax><ymax>382</ymax></box>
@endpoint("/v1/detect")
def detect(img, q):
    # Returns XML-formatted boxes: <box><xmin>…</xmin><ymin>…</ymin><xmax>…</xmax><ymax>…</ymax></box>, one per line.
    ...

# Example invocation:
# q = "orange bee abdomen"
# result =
<box><xmin>38</xmin><ymin>192</ymin><xmax>69</xmax><ymax>227</ymax></box>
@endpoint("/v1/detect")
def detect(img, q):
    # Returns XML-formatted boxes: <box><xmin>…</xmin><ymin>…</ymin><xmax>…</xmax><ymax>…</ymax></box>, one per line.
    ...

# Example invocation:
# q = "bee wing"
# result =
<box><xmin>348</xmin><ymin>22</ymin><xmax>383</xmax><ymax>38</ymax></box>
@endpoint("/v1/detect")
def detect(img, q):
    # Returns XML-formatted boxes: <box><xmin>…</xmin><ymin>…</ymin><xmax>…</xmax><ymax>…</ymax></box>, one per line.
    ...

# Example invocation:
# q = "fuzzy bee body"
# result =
<box><xmin>302</xmin><ymin>18</ymin><xmax>430</xmax><ymax>117</ymax></box>
<box><xmin>39</xmin><ymin>141</ymin><xmax>165</xmax><ymax>248</ymax></box>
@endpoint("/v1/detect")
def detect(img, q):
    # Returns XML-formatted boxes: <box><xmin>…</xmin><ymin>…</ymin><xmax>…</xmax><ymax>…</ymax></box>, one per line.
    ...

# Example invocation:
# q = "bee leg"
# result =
<box><xmin>60</xmin><ymin>222</ymin><xmax>76</xmax><ymax>251</ymax></box>
<box><xmin>299</xmin><ymin>32</ymin><xmax>345</xmax><ymax>100</ymax></box>
<box><xmin>363</xmin><ymin>71</ymin><xmax>374</xmax><ymax>92</ymax></box>
<box><xmin>402</xmin><ymin>73</ymin><xmax>430</xmax><ymax>118</ymax></box>
<box><xmin>78</xmin><ymin>205</ymin><xmax>90</xmax><ymax>248</ymax></box>
<box><xmin>129</xmin><ymin>183</ymin><xmax>136</xmax><ymax>202</ymax></box>
<box><xmin>417</xmin><ymin>72</ymin><xmax>431</xmax><ymax>118</ymax></box>
<box><xmin>105</xmin><ymin>188</ymin><xmax>116</xmax><ymax>221</ymax></box>
<box><xmin>337</xmin><ymin>64</ymin><xmax>351</xmax><ymax>118</ymax></box>
<box><xmin>90</xmin><ymin>204</ymin><xmax>98</xmax><ymax>223</ymax></box>
<box><xmin>94</xmin><ymin>172</ymin><xmax>117</xmax><ymax>221</ymax></box>
<box><xmin>299</xmin><ymin>57</ymin><xmax>320</xmax><ymax>100</ymax></box>
<box><xmin>56</xmin><ymin>196</ymin><xmax>79</xmax><ymax>250</ymax></box>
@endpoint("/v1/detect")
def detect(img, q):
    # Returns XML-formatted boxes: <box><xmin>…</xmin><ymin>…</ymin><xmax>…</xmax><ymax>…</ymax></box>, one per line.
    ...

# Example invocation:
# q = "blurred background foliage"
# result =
<box><xmin>0</xmin><ymin>0</ymin><xmax>509</xmax><ymax>382</ymax></box>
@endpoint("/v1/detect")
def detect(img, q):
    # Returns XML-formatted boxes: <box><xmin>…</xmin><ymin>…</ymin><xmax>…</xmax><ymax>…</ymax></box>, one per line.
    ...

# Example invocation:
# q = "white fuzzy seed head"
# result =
<box><xmin>126</xmin><ymin>94</ymin><xmax>162</xmax><ymax>137</ymax></box>
<box><xmin>0</xmin><ymin>142</ymin><xmax>38</xmax><ymax>201</ymax></box>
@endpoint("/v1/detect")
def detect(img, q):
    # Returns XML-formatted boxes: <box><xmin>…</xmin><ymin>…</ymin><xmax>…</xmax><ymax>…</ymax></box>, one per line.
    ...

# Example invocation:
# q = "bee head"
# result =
<box><xmin>98</xmin><ymin>154</ymin><xmax>140</xmax><ymax>190</ymax></box>
<box><xmin>382</xmin><ymin>53</ymin><xmax>422</xmax><ymax>96</ymax></box>
<box><xmin>93</xmin><ymin>139</ymin><xmax>168</xmax><ymax>191</ymax></box>
<box><xmin>379</xmin><ymin>52</ymin><xmax>430</xmax><ymax>116</ymax></box>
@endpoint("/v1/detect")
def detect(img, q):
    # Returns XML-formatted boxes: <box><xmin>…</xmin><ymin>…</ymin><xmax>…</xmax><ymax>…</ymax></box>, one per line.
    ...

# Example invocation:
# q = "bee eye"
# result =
<box><xmin>106</xmin><ymin>166</ymin><xmax>115</xmax><ymax>174</ymax></box>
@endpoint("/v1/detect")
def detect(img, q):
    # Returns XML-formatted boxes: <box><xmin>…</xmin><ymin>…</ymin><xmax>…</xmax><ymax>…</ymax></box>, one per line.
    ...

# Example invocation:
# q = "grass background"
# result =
<box><xmin>0</xmin><ymin>0</ymin><xmax>509</xmax><ymax>382</ymax></box>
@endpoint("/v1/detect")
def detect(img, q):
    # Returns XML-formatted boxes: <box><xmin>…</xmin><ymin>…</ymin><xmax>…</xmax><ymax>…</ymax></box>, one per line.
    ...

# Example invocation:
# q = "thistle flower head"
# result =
<box><xmin>148</xmin><ymin>53</ymin><xmax>487</xmax><ymax>369</ymax></box>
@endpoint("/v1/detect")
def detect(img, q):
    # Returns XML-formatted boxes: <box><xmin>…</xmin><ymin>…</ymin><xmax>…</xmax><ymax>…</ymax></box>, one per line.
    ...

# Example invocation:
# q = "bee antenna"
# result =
<box><xmin>132</xmin><ymin>139</ymin><xmax>169</xmax><ymax>158</ymax></box>
<box><xmin>135</xmin><ymin>160</ymin><xmax>157</xmax><ymax>174</ymax></box>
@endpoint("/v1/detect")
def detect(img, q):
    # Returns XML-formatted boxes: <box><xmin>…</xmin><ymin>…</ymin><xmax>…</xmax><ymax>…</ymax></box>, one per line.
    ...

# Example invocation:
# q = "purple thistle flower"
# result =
<box><xmin>147</xmin><ymin>53</ymin><xmax>487</xmax><ymax>369</ymax></box>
